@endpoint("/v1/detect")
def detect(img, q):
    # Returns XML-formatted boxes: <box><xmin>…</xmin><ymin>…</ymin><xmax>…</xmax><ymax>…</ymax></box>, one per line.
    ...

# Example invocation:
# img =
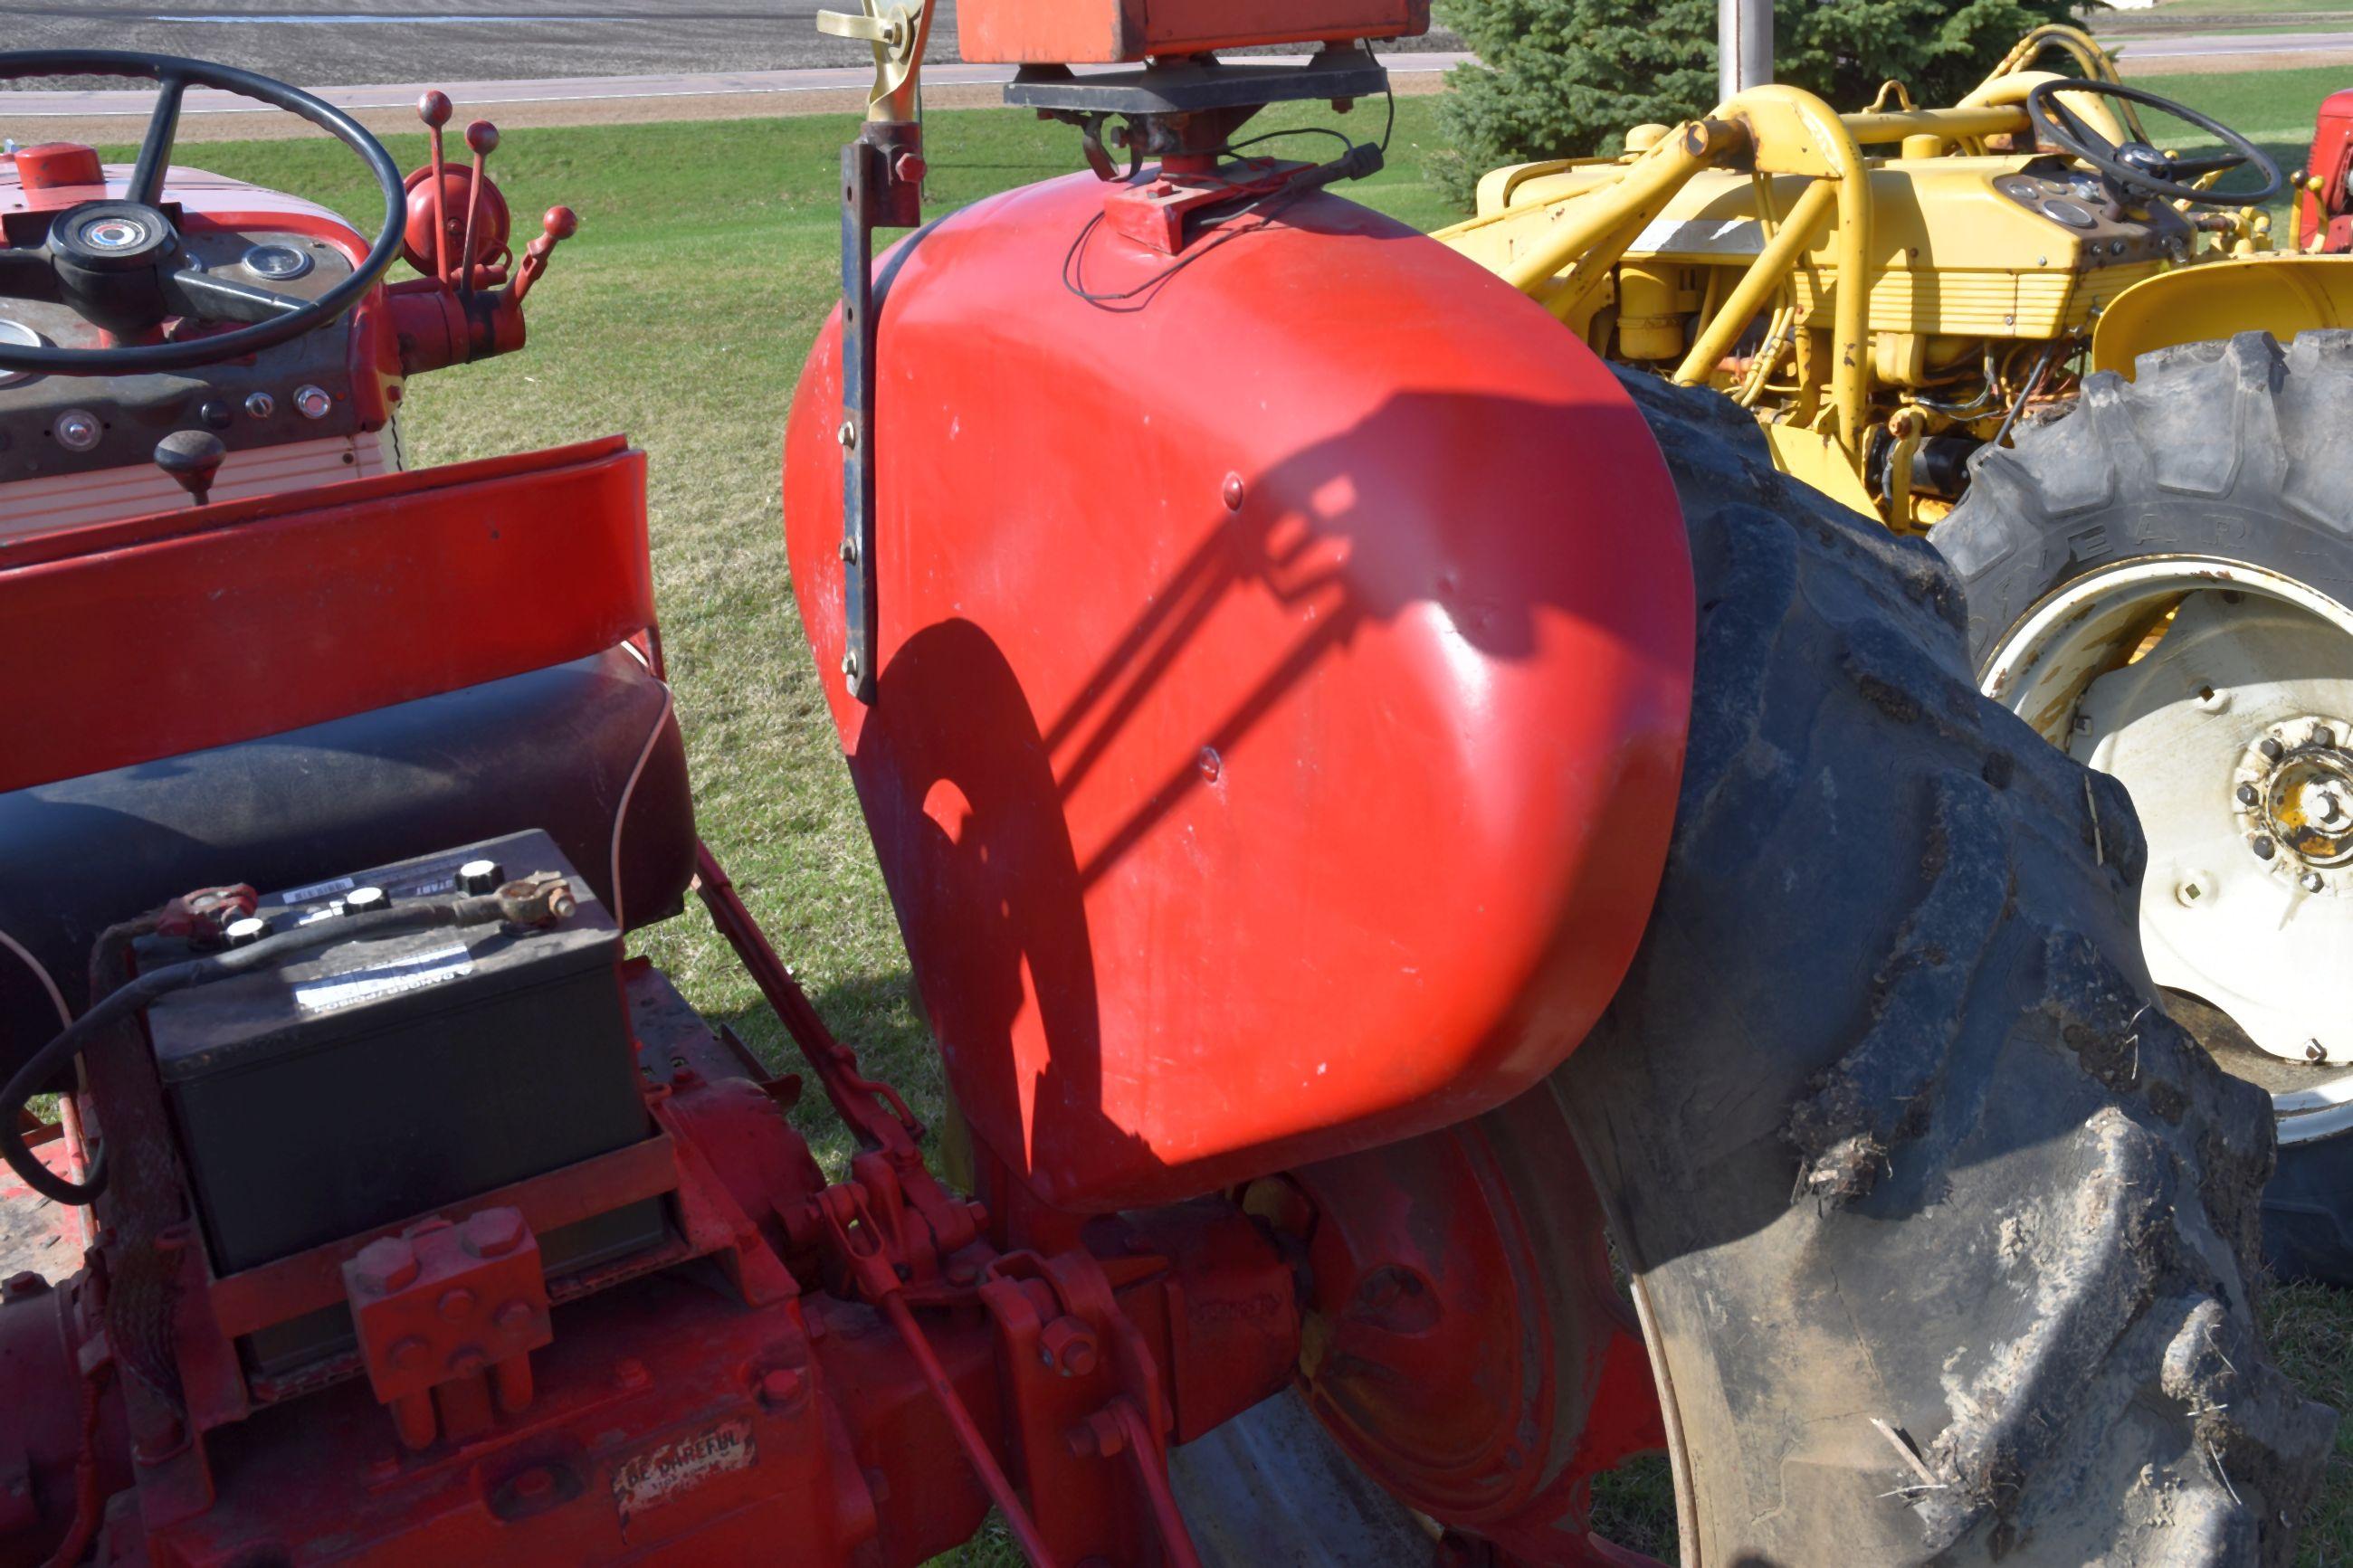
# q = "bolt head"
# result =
<box><xmin>437</xmin><ymin>1287</ymin><xmax>479</xmax><ymax>1322</ymax></box>
<box><xmin>2317</xmin><ymin>726</ymin><xmax>2338</xmax><ymax>750</ymax></box>
<box><xmin>52</xmin><ymin>409</ymin><xmax>101</xmax><ymax>452</ymax></box>
<box><xmin>1038</xmin><ymin>1316</ymin><xmax>1100</xmax><ymax>1378</ymax></box>
<box><xmin>2309</xmin><ymin>1040</ymin><xmax>2330</xmax><ymax>1062</ymax></box>
<box><xmin>836</xmin><ymin>420</ymin><xmax>857</xmax><ymax>449</ymax></box>
<box><xmin>462</xmin><ymin>1208</ymin><xmax>527</xmax><ymax>1259</ymax></box>
<box><xmin>344</xmin><ymin>886</ymin><xmax>388</xmax><ymax>917</ymax></box>
<box><xmin>351</xmin><ymin>1237</ymin><xmax>420</xmax><ymax>1295</ymax></box>
<box><xmin>2253</xmin><ymin>835</ymin><xmax>2277</xmax><ymax>860</ymax></box>
<box><xmin>759</xmin><ymin>1367</ymin><xmax>806</xmax><ymax>1410</ymax></box>
<box><xmin>2301</xmin><ymin>871</ymin><xmax>2325</xmax><ymax>893</ymax></box>
<box><xmin>2236</xmin><ymin>784</ymin><xmax>2260</xmax><ymax>807</ymax></box>
<box><xmin>2262</xmin><ymin>737</ymin><xmax>2285</xmax><ymax>763</ymax></box>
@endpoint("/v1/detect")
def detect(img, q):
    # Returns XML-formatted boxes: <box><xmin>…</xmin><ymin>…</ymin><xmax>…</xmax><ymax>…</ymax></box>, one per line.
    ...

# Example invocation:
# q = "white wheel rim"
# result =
<box><xmin>1984</xmin><ymin>556</ymin><xmax>2353</xmax><ymax>1145</ymax></box>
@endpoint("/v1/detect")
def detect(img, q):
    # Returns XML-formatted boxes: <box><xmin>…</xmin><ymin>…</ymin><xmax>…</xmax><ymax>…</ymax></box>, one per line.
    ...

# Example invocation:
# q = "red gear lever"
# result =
<box><xmin>460</xmin><ymin>119</ymin><xmax>500</xmax><ymax>294</ymax></box>
<box><xmin>417</xmin><ymin>90</ymin><xmax>452</xmax><ymax>280</ymax></box>
<box><xmin>509</xmin><ymin>207</ymin><xmax>578</xmax><ymax>306</ymax></box>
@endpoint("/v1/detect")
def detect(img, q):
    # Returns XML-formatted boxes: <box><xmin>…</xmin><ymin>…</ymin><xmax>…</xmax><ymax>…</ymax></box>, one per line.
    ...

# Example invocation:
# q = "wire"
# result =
<box><xmin>1</xmin><ymin>893</ymin><xmax>532</xmax><ymax>1205</ymax></box>
<box><xmin>1218</xmin><ymin>124</ymin><xmax>1354</xmax><ymax>159</ymax></box>
<box><xmin>1072</xmin><ymin>43</ymin><xmax>1398</xmax><ymax>313</ymax></box>
<box><xmin>609</xmin><ymin>684</ymin><xmax>675</xmax><ymax>936</ymax></box>
<box><xmin>1993</xmin><ymin>340</ymin><xmax>2064</xmax><ymax>448</ymax></box>
<box><xmin>1063</xmin><ymin>140</ymin><xmax>1386</xmax><ymax>312</ymax></box>
<box><xmin>0</xmin><ymin>926</ymin><xmax>70</xmax><ymax>1029</ymax></box>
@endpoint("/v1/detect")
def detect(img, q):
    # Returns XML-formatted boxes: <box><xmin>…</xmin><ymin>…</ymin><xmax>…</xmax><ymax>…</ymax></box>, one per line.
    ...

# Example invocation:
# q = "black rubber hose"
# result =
<box><xmin>2</xmin><ymin>892</ymin><xmax>522</xmax><ymax>1205</ymax></box>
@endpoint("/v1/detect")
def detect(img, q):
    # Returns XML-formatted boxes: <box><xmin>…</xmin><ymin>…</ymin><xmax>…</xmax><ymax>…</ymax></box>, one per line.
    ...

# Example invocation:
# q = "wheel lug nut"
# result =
<box><xmin>2315</xmin><ymin>726</ymin><xmax>2337</xmax><ymax>749</ymax></box>
<box><xmin>2236</xmin><ymin>783</ymin><xmax>2259</xmax><ymax>807</ymax></box>
<box><xmin>2301</xmin><ymin>871</ymin><xmax>2325</xmax><ymax>893</ymax></box>
<box><xmin>2252</xmin><ymin>835</ymin><xmax>2276</xmax><ymax>860</ymax></box>
<box><xmin>2261</xmin><ymin>738</ymin><xmax>2285</xmax><ymax>763</ymax></box>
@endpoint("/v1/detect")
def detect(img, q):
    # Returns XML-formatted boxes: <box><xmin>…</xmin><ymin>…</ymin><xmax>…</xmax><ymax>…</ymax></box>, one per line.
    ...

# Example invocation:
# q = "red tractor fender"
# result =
<box><xmin>784</xmin><ymin>175</ymin><xmax>1694</xmax><ymax>1212</ymax></box>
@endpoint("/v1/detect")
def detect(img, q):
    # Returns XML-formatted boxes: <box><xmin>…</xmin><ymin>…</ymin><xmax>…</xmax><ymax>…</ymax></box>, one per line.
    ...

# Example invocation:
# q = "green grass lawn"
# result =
<box><xmin>106</xmin><ymin>60</ymin><xmax>2352</xmax><ymax>1563</ymax></box>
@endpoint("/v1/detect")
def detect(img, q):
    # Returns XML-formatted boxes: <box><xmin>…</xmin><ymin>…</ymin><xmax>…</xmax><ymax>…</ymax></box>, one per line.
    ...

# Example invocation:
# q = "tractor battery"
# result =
<box><xmin>143</xmin><ymin>830</ymin><xmax>663</xmax><ymax>1373</ymax></box>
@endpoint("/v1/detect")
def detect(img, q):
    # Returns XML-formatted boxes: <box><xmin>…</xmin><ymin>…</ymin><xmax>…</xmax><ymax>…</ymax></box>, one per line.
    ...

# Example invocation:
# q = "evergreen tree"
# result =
<box><xmin>1433</xmin><ymin>0</ymin><xmax>2082</xmax><ymax>207</ymax></box>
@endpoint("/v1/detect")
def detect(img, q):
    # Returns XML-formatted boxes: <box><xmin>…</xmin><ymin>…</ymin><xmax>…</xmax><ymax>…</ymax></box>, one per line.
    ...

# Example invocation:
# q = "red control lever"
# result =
<box><xmin>508</xmin><ymin>207</ymin><xmax>578</xmax><ymax>307</ymax></box>
<box><xmin>459</xmin><ymin>119</ymin><xmax>500</xmax><ymax>294</ymax></box>
<box><xmin>417</xmin><ymin>90</ymin><xmax>452</xmax><ymax>281</ymax></box>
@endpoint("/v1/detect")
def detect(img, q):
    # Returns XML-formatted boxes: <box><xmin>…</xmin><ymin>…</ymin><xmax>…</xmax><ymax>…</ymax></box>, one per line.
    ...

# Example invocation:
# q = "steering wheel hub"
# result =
<box><xmin>75</xmin><ymin>214</ymin><xmax>157</xmax><ymax>255</ymax></box>
<box><xmin>0</xmin><ymin>48</ymin><xmax>406</xmax><ymax>375</ymax></box>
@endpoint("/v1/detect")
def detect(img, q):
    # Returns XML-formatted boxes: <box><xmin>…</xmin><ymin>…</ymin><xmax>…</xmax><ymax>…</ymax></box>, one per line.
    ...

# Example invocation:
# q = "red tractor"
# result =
<box><xmin>2300</xmin><ymin>89</ymin><xmax>2353</xmax><ymax>252</ymax></box>
<box><xmin>0</xmin><ymin>16</ymin><xmax>2334</xmax><ymax>1567</ymax></box>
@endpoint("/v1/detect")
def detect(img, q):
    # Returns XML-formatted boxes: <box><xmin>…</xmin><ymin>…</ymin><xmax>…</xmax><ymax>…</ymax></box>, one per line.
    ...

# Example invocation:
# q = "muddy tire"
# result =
<box><xmin>1935</xmin><ymin>330</ymin><xmax>2353</xmax><ymax>1288</ymax></box>
<box><xmin>1547</xmin><ymin>371</ymin><xmax>2332</xmax><ymax>1563</ymax></box>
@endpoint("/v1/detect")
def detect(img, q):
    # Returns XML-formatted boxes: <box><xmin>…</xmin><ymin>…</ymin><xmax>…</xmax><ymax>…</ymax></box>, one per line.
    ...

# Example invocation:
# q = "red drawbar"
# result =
<box><xmin>0</xmin><ymin>437</ymin><xmax>652</xmax><ymax>794</ymax></box>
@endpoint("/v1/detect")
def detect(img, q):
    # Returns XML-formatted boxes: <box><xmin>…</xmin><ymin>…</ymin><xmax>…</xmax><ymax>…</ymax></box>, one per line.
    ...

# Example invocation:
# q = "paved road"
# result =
<box><xmin>0</xmin><ymin>1</ymin><xmax>1458</xmax><ymax>88</ymax></box>
<box><xmin>2121</xmin><ymin>27</ymin><xmax>2353</xmax><ymax>62</ymax></box>
<box><xmin>0</xmin><ymin>54</ymin><xmax>1469</xmax><ymax>122</ymax></box>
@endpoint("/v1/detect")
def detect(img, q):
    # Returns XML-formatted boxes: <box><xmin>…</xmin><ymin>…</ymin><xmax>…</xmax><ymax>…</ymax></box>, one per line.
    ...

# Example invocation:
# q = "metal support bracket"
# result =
<box><xmin>836</xmin><ymin>122</ymin><xmax>923</xmax><ymax>704</ymax></box>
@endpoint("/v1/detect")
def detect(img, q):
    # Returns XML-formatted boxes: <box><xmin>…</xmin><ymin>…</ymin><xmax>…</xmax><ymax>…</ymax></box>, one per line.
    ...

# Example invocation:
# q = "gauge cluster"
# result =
<box><xmin>0</xmin><ymin>226</ymin><xmax>363</xmax><ymax>485</ymax></box>
<box><xmin>1992</xmin><ymin>165</ymin><xmax>2194</xmax><ymax>268</ymax></box>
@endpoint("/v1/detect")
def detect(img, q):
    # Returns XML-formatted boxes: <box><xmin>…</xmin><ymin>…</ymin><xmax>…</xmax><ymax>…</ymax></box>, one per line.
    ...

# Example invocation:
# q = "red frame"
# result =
<box><xmin>0</xmin><ymin>437</ymin><xmax>652</xmax><ymax>794</ymax></box>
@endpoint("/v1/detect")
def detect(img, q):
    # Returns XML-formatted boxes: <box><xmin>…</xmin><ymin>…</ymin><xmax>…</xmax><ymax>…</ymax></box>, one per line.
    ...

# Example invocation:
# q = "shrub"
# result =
<box><xmin>1433</xmin><ymin>0</ymin><xmax>2082</xmax><ymax>208</ymax></box>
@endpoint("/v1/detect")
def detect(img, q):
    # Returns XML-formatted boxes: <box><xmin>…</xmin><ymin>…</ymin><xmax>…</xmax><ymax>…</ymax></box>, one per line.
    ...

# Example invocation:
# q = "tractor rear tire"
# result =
<box><xmin>1935</xmin><ymin>330</ymin><xmax>2353</xmax><ymax>1288</ymax></box>
<box><xmin>1548</xmin><ymin>371</ymin><xmax>2331</xmax><ymax>1563</ymax></box>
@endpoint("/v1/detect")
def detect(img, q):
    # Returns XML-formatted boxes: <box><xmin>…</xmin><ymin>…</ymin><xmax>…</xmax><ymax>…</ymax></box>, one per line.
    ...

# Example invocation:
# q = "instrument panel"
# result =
<box><xmin>1991</xmin><ymin>166</ymin><xmax>2193</xmax><ymax>270</ymax></box>
<box><xmin>0</xmin><ymin>224</ymin><xmax>364</xmax><ymax>486</ymax></box>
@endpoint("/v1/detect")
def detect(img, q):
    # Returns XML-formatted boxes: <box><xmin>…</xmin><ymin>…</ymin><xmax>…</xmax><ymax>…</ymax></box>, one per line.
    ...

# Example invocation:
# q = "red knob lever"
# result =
<box><xmin>509</xmin><ymin>206</ymin><xmax>578</xmax><ymax>307</ymax></box>
<box><xmin>417</xmin><ymin>91</ymin><xmax>452</xmax><ymax>281</ymax></box>
<box><xmin>460</xmin><ymin>119</ymin><xmax>500</xmax><ymax>294</ymax></box>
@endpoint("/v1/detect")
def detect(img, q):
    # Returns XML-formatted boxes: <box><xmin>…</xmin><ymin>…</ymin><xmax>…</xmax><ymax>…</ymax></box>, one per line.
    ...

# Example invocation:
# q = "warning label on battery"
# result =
<box><xmin>291</xmin><ymin>944</ymin><xmax>475</xmax><ymax>1013</ymax></box>
<box><xmin>613</xmin><ymin>1420</ymin><xmax>756</xmax><ymax>1525</ymax></box>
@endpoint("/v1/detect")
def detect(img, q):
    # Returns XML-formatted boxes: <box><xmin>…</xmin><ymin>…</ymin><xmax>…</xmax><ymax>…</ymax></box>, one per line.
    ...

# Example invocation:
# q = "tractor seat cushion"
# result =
<box><xmin>0</xmin><ymin>646</ymin><xmax>694</xmax><ymax>1082</ymax></box>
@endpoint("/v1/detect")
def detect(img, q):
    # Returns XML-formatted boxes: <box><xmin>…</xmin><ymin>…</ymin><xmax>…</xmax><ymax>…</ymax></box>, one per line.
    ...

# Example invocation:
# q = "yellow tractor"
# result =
<box><xmin>1439</xmin><ymin>24</ymin><xmax>2353</xmax><ymax>1283</ymax></box>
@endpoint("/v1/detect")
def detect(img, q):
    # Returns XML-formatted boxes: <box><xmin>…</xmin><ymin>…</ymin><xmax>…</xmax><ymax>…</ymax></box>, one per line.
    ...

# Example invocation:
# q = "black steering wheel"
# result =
<box><xmin>2024</xmin><ymin>77</ymin><xmax>2283</xmax><ymax>208</ymax></box>
<box><xmin>0</xmin><ymin>50</ymin><xmax>405</xmax><ymax>375</ymax></box>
